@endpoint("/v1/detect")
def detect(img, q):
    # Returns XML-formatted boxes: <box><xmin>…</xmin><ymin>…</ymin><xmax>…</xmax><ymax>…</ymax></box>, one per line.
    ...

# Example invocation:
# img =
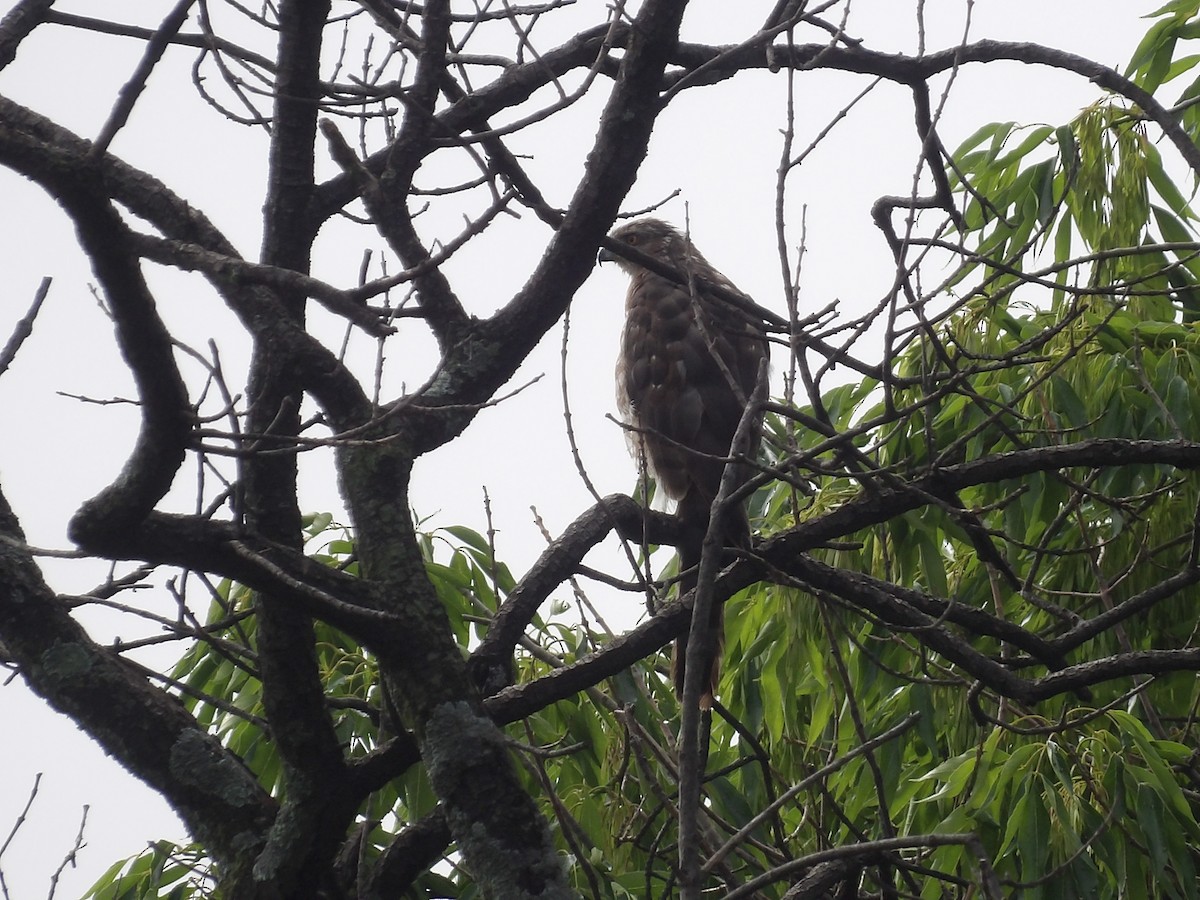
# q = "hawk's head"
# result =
<box><xmin>598</xmin><ymin>218</ymin><xmax>692</xmax><ymax>274</ymax></box>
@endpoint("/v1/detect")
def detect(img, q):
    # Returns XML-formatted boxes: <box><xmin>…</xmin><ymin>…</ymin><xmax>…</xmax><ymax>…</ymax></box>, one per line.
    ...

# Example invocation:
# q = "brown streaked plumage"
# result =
<box><xmin>599</xmin><ymin>218</ymin><xmax>767</xmax><ymax>709</ymax></box>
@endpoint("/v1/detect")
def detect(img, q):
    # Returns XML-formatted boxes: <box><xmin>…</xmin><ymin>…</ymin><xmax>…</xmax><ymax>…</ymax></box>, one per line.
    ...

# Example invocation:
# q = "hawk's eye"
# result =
<box><xmin>625</xmin><ymin>234</ymin><xmax>639</xmax><ymax>246</ymax></box>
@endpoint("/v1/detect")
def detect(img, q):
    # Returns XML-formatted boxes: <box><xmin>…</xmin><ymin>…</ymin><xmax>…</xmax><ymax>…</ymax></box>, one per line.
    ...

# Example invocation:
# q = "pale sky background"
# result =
<box><xmin>0</xmin><ymin>2</ymin><xmax>1162</xmax><ymax>895</ymax></box>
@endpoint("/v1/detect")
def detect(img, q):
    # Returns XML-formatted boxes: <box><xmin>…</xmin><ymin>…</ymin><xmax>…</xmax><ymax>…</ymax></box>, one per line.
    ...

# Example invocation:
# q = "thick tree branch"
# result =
<box><xmin>0</xmin><ymin>488</ymin><xmax>277</xmax><ymax>886</ymax></box>
<box><xmin>0</xmin><ymin>0</ymin><xmax>55</xmax><ymax>70</ymax></box>
<box><xmin>763</xmin><ymin>439</ymin><xmax>1200</xmax><ymax>558</ymax></box>
<box><xmin>246</xmin><ymin>1</ymin><xmax>360</xmax><ymax>893</ymax></box>
<box><xmin>34</xmin><ymin>183</ymin><xmax>193</xmax><ymax>550</ymax></box>
<box><xmin>363</xmin><ymin>810</ymin><xmax>452</xmax><ymax>898</ymax></box>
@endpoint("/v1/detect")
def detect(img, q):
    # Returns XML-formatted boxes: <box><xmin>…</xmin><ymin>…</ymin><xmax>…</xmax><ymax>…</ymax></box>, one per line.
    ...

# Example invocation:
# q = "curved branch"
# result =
<box><xmin>775</xmin><ymin>553</ymin><xmax>1032</xmax><ymax>696</ymax></box>
<box><xmin>488</xmin><ymin>541</ymin><xmax>1200</xmax><ymax>725</ymax></box>
<box><xmin>34</xmin><ymin>180</ymin><xmax>192</xmax><ymax>550</ymax></box>
<box><xmin>0</xmin><ymin>0</ymin><xmax>55</xmax><ymax>70</ymax></box>
<box><xmin>467</xmin><ymin>493</ymin><xmax>664</xmax><ymax>694</ymax></box>
<box><xmin>664</xmin><ymin>38</ymin><xmax>1200</xmax><ymax>178</ymax></box>
<box><xmin>363</xmin><ymin>810</ymin><xmax>452</xmax><ymax>898</ymax></box>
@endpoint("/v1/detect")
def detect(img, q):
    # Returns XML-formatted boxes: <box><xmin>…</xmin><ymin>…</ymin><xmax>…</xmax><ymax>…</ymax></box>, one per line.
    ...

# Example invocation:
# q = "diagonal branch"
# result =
<box><xmin>0</xmin><ymin>488</ymin><xmax>277</xmax><ymax>884</ymax></box>
<box><xmin>486</xmin><ymin>439</ymin><xmax>1200</xmax><ymax>724</ymax></box>
<box><xmin>467</xmin><ymin>493</ymin><xmax>669</xmax><ymax>695</ymax></box>
<box><xmin>0</xmin><ymin>276</ymin><xmax>50</xmax><ymax>378</ymax></box>
<box><xmin>320</xmin><ymin>118</ymin><xmax>473</xmax><ymax>348</ymax></box>
<box><xmin>89</xmin><ymin>0</ymin><xmax>197</xmax><ymax>158</ymax></box>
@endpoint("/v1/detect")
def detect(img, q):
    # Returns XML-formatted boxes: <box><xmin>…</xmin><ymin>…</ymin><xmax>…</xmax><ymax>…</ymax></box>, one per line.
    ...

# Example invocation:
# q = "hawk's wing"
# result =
<box><xmin>618</xmin><ymin>270</ymin><xmax>766</xmax><ymax>515</ymax></box>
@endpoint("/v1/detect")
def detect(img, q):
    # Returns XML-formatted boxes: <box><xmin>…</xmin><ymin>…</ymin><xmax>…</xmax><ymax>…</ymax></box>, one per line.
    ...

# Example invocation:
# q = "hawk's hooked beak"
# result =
<box><xmin>597</xmin><ymin>245</ymin><xmax>617</xmax><ymax>265</ymax></box>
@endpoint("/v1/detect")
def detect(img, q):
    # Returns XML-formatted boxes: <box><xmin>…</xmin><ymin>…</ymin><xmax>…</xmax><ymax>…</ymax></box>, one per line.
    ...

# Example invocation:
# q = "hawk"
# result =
<box><xmin>599</xmin><ymin>218</ymin><xmax>768</xmax><ymax>709</ymax></box>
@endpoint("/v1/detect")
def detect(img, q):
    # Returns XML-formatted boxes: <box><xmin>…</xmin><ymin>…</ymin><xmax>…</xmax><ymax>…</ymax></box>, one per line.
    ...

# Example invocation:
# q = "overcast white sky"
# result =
<box><xmin>0</xmin><ymin>2</ymin><xmax>1161</xmax><ymax>895</ymax></box>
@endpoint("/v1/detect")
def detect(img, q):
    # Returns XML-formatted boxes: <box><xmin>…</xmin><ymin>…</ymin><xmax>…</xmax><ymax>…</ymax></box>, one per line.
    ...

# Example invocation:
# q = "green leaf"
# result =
<box><xmin>994</xmin><ymin>124</ymin><xmax>1054</xmax><ymax>169</ymax></box>
<box><xmin>1137</xmin><ymin>781</ymin><xmax>1170</xmax><ymax>874</ymax></box>
<box><xmin>806</xmin><ymin>682</ymin><xmax>834</xmax><ymax>745</ymax></box>
<box><xmin>915</xmin><ymin>528</ymin><xmax>949</xmax><ymax>597</ymax></box>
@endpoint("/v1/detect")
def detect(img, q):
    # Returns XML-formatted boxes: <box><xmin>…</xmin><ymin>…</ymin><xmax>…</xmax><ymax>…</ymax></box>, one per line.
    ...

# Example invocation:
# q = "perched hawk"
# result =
<box><xmin>599</xmin><ymin>218</ymin><xmax>768</xmax><ymax>709</ymax></box>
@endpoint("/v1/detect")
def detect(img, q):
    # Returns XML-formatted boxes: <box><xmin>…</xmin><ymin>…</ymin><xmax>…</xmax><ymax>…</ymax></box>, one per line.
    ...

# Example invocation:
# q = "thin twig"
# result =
<box><xmin>0</xmin><ymin>277</ymin><xmax>50</xmax><ymax>377</ymax></box>
<box><xmin>46</xmin><ymin>805</ymin><xmax>89</xmax><ymax>900</ymax></box>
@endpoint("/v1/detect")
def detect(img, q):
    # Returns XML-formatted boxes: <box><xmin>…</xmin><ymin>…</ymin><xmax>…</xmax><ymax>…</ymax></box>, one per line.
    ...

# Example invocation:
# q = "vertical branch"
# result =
<box><xmin>248</xmin><ymin>1</ymin><xmax>355</xmax><ymax>892</ymax></box>
<box><xmin>677</xmin><ymin>361</ymin><xmax>769</xmax><ymax>897</ymax></box>
<box><xmin>816</xmin><ymin>597</ymin><xmax>908</xmax><ymax>900</ymax></box>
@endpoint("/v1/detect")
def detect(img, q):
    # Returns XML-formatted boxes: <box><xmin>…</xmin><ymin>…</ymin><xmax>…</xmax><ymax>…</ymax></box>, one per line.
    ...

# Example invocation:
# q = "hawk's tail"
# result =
<box><xmin>670</xmin><ymin>492</ymin><xmax>749</xmax><ymax>709</ymax></box>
